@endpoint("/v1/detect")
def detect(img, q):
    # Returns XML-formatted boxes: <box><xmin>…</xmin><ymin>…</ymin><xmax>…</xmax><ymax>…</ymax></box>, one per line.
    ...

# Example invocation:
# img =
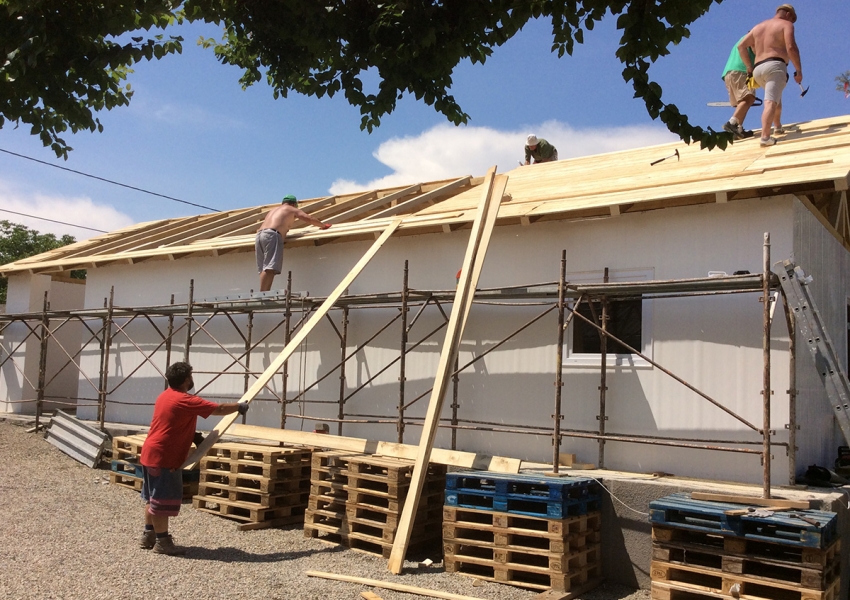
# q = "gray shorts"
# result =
<box><xmin>753</xmin><ymin>59</ymin><xmax>787</xmax><ymax>105</ymax></box>
<box><xmin>255</xmin><ymin>229</ymin><xmax>284</xmax><ymax>274</ymax></box>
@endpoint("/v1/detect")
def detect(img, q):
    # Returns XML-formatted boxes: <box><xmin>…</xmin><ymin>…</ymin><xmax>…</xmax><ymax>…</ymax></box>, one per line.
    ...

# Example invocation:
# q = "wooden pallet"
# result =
<box><xmin>205</xmin><ymin>442</ymin><xmax>311</xmax><ymax>464</ymax></box>
<box><xmin>444</xmin><ymin>506</ymin><xmax>601</xmax><ymax>538</ymax></box>
<box><xmin>199</xmin><ymin>470</ymin><xmax>309</xmax><ymax>494</ymax></box>
<box><xmin>650</xmin><ymin>558</ymin><xmax>841</xmax><ymax>600</ymax></box>
<box><xmin>111</xmin><ymin>434</ymin><xmax>148</xmax><ymax>460</ymax></box>
<box><xmin>651</xmin><ymin>578</ymin><xmax>842</xmax><ymax>600</ymax></box>
<box><xmin>653</xmin><ymin>539</ymin><xmax>840</xmax><ymax>591</ymax></box>
<box><xmin>193</xmin><ymin>495</ymin><xmax>305</xmax><ymax>523</ymax></box>
<box><xmin>445</xmin><ymin>484</ymin><xmax>600</xmax><ymax>519</ymax></box>
<box><xmin>653</xmin><ymin>527</ymin><xmax>841</xmax><ymax>569</ymax></box>
<box><xmin>444</xmin><ymin>521</ymin><xmax>600</xmax><ymax>555</ymax></box>
<box><xmin>195</xmin><ymin>484</ymin><xmax>308</xmax><ymax>508</ymax></box>
<box><xmin>444</xmin><ymin>546</ymin><xmax>602</xmax><ymax>592</ymax></box>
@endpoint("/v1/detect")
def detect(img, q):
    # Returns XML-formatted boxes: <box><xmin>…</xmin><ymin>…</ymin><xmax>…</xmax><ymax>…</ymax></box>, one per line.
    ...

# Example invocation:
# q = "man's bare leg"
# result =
<box><xmin>761</xmin><ymin>100</ymin><xmax>778</xmax><ymax>141</ymax></box>
<box><xmin>773</xmin><ymin>103</ymin><xmax>783</xmax><ymax>132</ymax></box>
<box><xmin>732</xmin><ymin>95</ymin><xmax>756</xmax><ymax>127</ymax></box>
<box><xmin>259</xmin><ymin>270</ymin><xmax>275</xmax><ymax>292</ymax></box>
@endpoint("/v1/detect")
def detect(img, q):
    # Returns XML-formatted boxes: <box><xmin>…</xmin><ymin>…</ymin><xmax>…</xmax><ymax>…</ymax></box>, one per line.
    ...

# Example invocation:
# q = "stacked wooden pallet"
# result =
<box><xmin>304</xmin><ymin>450</ymin><xmax>447</xmax><ymax>558</ymax></box>
<box><xmin>192</xmin><ymin>442</ymin><xmax>312</xmax><ymax>531</ymax></box>
<box><xmin>109</xmin><ymin>434</ymin><xmax>199</xmax><ymax>498</ymax></box>
<box><xmin>442</xmin><ymin>471</ymin><xmax>603</xmax><ymax>593</ymax></box>
<box><xmin>650</xmin><ymin>493</ymin><xmax>841</xmax><ymax>600</ymax></box>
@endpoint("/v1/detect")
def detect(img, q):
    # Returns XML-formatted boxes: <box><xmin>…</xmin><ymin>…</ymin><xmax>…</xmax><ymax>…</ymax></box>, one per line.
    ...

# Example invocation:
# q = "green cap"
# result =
<box><xmin>282</xmin><ymin>194</ymin><xmax>298</xmax><ymax>205</ymax></box>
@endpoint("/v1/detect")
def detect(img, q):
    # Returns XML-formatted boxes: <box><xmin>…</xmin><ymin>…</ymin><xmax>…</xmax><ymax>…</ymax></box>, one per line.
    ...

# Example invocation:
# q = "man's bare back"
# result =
<box><xmin>738</xmin><ymin>7</ymin><xmax>801</xmax><ymax>78</ymax></box>
<box><xmin>259</xmin><ymin>204</ymin><xmax>330</xmax><ymax>236</ymax></box>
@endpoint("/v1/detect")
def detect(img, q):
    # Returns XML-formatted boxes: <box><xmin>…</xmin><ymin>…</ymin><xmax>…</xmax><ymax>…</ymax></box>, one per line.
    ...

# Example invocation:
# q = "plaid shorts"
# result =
<box><xmin>140</xmin><ymin>466</ymin><xmax>183</xmax><ymax>517</ymax></box>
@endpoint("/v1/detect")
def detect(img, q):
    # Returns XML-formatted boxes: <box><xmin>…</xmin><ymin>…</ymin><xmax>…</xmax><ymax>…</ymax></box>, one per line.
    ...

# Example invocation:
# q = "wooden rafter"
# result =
<box><xmin>325</xmin><ymin>184</ymin><xmax>422</xmax><ymax>225</ymax></box>
<box><xmin>366</xmin><ymin>177</ymin><xmax>472</xmax><ymax>220</ymax></box>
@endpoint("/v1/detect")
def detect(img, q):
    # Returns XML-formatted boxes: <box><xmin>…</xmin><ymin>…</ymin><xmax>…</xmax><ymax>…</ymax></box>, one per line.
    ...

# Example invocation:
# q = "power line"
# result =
<box><xmin>0</xmin><ymin>147</ymin><xmax>221</xmax><ymax>212</ymax></box>
<box><xmin>0</xmin><ymin>208</ymin><xmax>108</xmax><ymax>234</ymax></box>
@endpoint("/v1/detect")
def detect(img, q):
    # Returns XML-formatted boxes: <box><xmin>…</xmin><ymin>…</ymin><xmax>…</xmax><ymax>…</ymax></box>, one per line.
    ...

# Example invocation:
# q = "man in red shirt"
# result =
<box><xmin>139</xmin><ymin>362</ymin><xmax>248</xmax><ymax>555</ymax></box>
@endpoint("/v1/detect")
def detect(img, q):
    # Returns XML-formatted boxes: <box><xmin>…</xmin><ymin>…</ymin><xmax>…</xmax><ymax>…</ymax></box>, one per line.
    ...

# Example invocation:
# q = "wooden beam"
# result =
<box><xmin>715</xmin><ymin>191</ymin><xmax>728</xmax><ymax>203</ymax></box>
<box><xmin>182</xmin><ymin>218</ymin><xmax>403</xmax><ymax>468</ymax></box>
<box><xmin>305</xmin><ymin>571</ymin><xmax>487</xmax><ymax>600</ymax></box>
<box><xmin>326</xmin><ymin>184</ymin><xmax>421</xmax><ymax>225</ymax></box>
<box><xmin>228</xmin><ymin>424</ymin><xmax>521</xmax><ymax>472</ymax></box>
<box><xmin>690</xmin><ymin>491</ymin><xmax>810</xmax><ymax>509</ymax></box>
<box><xmin>388</xmin><ymin>168</ymin><xmax>505</xmax><ymax>574</ymax></box>
<box><xmin>367</xmin><ymin>177</ymin><xmax>472</xmax><ymax>220</ymax></box>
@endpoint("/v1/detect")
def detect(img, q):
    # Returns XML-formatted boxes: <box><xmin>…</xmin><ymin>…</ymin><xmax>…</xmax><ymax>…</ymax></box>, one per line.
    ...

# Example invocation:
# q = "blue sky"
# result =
<box><xmin>1</xmin><ymin>0</ymin><xmax>848</xmax><ymax>240</ymax></box>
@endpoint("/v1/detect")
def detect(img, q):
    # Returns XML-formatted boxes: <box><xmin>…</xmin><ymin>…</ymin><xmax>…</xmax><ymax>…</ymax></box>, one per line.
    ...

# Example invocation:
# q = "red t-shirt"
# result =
<box><xmin>140</xmin><ymin>388</ymin><xmax>218</xmax><ymax>469</ymax></box>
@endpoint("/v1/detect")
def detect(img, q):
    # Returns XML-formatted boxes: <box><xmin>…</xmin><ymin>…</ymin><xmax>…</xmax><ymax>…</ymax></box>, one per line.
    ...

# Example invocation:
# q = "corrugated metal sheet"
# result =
<box><xmin>44</xmin><ymin>411</ymin><xmax>109</xmax><ymax>468</ymax></box>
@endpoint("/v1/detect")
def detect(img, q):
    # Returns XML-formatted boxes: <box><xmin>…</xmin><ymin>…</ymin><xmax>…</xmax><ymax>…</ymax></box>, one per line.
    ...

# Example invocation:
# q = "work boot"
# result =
<box><xmin>723</xmin><ymin>121</ymin><xmax>744</xmax><ymax>140</ymax></box>
<box><xmin>152</xmin><ymin>534</ymin><xmax>186</xmax><ymax>556</ymax></box>
<box><xmin>139</xmin><ymin>529</ymin><xmax>156</xmax><ymax>550</ymax></box>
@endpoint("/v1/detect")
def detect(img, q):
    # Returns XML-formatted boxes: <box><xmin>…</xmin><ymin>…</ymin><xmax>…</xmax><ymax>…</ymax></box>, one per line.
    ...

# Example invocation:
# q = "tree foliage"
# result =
<box><xmin>1</xmin><ymin>0</ymin><xmax>733</xmax><ymax>157</ymax></box>
<box><xmin>0</xmin><ymin>220</ymin><xmax>81</xmax><ymax>304</ymax></box>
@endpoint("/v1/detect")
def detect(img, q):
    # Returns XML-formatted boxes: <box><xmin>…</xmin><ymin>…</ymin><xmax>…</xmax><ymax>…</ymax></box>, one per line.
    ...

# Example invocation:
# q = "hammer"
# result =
<box><xmin>795</xmin><ymin>72</ymin><xmax>809</xmax><ymax>97</ymax></box>
<box><xmin>650</xmin><ymin>149</ymin><xmax>679</xmax><ymax>166</ymax></box>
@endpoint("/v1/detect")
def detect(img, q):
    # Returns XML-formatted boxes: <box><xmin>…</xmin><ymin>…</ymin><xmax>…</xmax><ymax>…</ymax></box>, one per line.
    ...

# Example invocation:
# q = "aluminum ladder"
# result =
<box><xmin>775</xmin><ymin>259</ymin><xmax>850</xmax><ymax>444</ymax></box>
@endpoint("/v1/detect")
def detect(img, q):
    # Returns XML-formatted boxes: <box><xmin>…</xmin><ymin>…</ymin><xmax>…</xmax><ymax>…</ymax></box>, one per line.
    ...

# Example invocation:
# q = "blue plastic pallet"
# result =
<box><xmin>444</xmin><ymin>472</ymin><xmax>601</xmax><ymax>518</ymax></box>
<box><xmin>649</xmin><ymin>493</ymin><xmax>837</xmax><ymax>549</ymax></box>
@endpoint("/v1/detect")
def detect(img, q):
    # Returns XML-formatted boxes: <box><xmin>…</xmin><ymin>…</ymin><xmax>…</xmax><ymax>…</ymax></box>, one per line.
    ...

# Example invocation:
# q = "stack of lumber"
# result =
<box><xmin>192</xmin><ymin>442</ymin><xmax>312</xmax><ymax>531</ymax></box>
<box><xmin>442</xmin><ymin>471</ymin><xmax>603</xmax><ymax>593</ymax></box>
<box><xmin>304</xmin><ymin>450</ymin><xmax>447</xmax><ymax>558</ymax></box>
<box><xmin>650</xmin><ymin>492</ymin><xmax>841</xmax><ymax>600</ymax></box>
<box><xmin>109</xmin><ymin>434</ymin><xmax>199</xmax><ymax>498</ymax></box>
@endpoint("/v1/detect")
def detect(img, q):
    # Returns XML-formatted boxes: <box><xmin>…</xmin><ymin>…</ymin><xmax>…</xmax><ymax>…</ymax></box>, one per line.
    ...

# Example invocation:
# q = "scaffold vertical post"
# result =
<box><xmin>99</xmin><ymin>287</ymin><xmax>114</xmax><ymax>430</ymax></box>
<box><xmin>35</xmin><ymin>291</ymin><xmax>49</xmax><ymax>431</ymax></box>
<box><xmin>598</xmin><ymin>267</ymin><xmax>609</xmax><ymax>469</ymax></box>
<box><xmin>763</xmin><ymin>232</ymin><xmax>772</xmax><ymax>498</ymax></box>
<box><xmin>280</xmin><ymin>272</ymin><xmax>292</xmax><ymax>429</ymax></box>
<box><xmin>337</xmin><ymin>305</ymin><xmax>349</xmax><ymax>436</ymax></box>
<box><xmin>398</xmin><ymin>261</ymin><xmax>409</xmax><ymax>444</ymax></box>
<box><xmin>553</xmin><ymin>250</ymin><xmax>566</xmax><ymax>473</ymax></box>
<box><xmin>164</xmin><ymin>294</ymin><xmax>174</xmax><ymax>390</ymax></box>
<box><xmin>783</xmin><ymin>293</ymin><xmax>798</xmax><ymax>485</ymax></box>
<box><xmin>183</xmin><ymin>279</ymin><xmax>194</xmax><ymax>363</ymax></box>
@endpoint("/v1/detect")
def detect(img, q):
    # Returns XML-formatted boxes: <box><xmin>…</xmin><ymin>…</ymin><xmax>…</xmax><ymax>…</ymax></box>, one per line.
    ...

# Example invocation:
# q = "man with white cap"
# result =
<box><xmin>737</xmin><ymin>4</ymin><xmax>803</xmax><ymax>147</ymax></box>
<box><xmin>524</xmin><ymin>134</ymin><xmax>558</xmax><ymax>165</ymax></box>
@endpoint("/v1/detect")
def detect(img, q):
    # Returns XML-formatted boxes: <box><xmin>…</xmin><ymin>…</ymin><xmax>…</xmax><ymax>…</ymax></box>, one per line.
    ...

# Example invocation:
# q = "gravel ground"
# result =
<box><xmin>0</xmin><ymin>420</ymin><xmax>649</xmax><ymax>600</ymax></box>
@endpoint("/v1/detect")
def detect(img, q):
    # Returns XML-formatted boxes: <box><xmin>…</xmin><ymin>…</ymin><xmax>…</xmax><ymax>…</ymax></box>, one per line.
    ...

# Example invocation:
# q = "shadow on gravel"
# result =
<box><xmin>182</xmin><ymin>544</ymin><xmax>344</xmax><ymax>562</ymax></box>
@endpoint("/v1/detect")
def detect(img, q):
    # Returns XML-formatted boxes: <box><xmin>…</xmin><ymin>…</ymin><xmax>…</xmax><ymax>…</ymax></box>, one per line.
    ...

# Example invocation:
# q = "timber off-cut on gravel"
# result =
<box><xmin>0</xmin><ymin>420</ymin><xmax>649</xmax><ymax>600</ymax></box>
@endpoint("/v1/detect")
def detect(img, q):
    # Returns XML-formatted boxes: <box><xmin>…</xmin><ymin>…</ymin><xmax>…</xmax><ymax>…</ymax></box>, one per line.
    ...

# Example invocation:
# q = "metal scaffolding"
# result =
<box><xmin>0</xmin><ymin>238</ymin><xmax>794</xmax><ymax>493</ymax></box>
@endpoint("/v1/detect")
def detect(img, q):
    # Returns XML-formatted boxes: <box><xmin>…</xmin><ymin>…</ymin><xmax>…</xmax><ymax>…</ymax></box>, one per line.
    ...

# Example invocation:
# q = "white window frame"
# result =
<box><xmin>564</xmin><ymin>267</ymin><xmax>653</xmax><ymax>368</ymax></box>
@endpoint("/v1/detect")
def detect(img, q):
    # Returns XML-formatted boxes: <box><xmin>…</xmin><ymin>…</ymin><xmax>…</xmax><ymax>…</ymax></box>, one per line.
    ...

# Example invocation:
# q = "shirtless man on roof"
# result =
<box><xmin>255</xmin><ymin>195</ymin><xmax>331</xmax><ymax>292</ymax></box>
<box><xmin>737</xmin><ymin>4</ymin><xmax>803</xmax><ymax>147</ymax></box>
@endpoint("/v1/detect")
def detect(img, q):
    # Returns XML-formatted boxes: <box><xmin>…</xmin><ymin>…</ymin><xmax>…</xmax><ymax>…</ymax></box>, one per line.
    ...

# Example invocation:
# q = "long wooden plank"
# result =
<box><xmin>326</xmin><ymin>184</ymin><xmax>422</xmax><ymax>225</ymax></box>
<box><xmin>305</xmin><ymin>571</ymin><xmax>486</xmax><ymax>600</ymax></box>
<box><xmin>367</xmin><ymin>176</ymin><xmax>471</xmax><ymax>220</ymax></box>
<box><xmin>690</xmin><ymin>491</ymin><xmax>810</xmax><ymax>509</ymax></box>
<box><xmin>181</xmin><ymin>218</ymin><xmax>403</xmax><ymax>468</ymax></box>
<box><xmin>388</xmin><ymin>167</ymin><xmax>504</xmax><ymax>574</ymax></box>
<box><xmin>227</xmin><ymin>424</ymin><xmax>521</xmax><ymax>473</ymax></box>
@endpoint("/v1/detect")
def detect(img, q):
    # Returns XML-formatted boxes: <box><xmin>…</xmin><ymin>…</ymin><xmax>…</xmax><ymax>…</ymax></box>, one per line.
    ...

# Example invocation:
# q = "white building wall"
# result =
<box><xmin>793</xmin><ymin>198</ymin><xmax>850</xmax><ymax>473</ymax></box>
<box><xmin>68</xmin><ymin>196</ymin><xmax>808</xmax><ymax>484</ymax></box>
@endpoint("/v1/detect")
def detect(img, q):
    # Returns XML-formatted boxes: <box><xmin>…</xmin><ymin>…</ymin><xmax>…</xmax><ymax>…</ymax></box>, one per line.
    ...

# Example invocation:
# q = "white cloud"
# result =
<box><xmin>0</xmin><ymin>180</ymin><xmax>135</xmax><ymax>241</ymax></box>
<box><xmin>329</xmin><ymin>120</ymin><xmax>677</xmax><ymax>194</ymax></box>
